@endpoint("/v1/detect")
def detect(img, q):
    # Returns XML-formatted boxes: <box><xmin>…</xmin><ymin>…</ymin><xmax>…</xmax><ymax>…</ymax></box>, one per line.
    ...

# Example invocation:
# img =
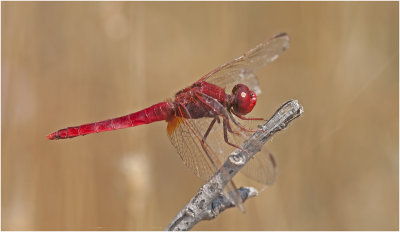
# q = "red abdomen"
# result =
<box><xmin>47</xmin><ymin>102</ymin><xmax>175</xmax><ymax>140</ymax></box>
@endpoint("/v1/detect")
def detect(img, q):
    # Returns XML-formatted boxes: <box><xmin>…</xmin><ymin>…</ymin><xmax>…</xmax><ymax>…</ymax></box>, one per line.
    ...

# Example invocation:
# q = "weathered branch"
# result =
<box><xmin>198</xmin><ymin>186</ymin><xmax>258</xmax><ymax>221</ymax></box>
<box><xmin>167</xmin><ymin>100</ymin><xmax>303</xmax><ymax>231</ymax></box>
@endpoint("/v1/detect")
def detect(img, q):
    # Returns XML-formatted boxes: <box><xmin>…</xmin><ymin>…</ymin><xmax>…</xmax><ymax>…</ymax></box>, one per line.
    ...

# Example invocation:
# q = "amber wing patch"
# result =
<box><xmin>167</xmin><ymin>116</ymin><xmax>183</xmax><ymax>136</ymax></box>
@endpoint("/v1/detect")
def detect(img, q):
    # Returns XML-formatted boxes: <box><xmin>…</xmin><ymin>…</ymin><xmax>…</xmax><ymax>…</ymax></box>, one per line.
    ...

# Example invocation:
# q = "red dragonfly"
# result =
<box><xmin>48</xmin><ymin>33</ymin><xmax>289</xmax><ymax>210</ymax></box>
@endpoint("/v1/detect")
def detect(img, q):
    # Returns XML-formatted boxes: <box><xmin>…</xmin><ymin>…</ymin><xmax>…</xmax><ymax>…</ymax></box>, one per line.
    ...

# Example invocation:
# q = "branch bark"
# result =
<box><xmin>197</xmin><ymin>186</ymin><xmax>258</xmax><ymax>221</ymax></box>
<box><xmin>166</xmin><ymin>100</ymin><xmax>303</xmax><ymax>231</ymax></box>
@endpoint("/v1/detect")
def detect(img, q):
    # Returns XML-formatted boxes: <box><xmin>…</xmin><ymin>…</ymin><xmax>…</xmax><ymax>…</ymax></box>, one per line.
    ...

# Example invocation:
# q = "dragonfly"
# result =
<box><xmin>47</xmin><ymin>32</ymin><xmax>290</xmax><ymax>211</ymax></box>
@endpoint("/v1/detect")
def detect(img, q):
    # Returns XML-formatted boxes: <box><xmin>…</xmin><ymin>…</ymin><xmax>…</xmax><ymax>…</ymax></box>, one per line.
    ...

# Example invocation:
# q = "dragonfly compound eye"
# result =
<box><xmin>232</xmin><ymin>84</ymin><xmax>257</xmax><ymax>115</ymax></box>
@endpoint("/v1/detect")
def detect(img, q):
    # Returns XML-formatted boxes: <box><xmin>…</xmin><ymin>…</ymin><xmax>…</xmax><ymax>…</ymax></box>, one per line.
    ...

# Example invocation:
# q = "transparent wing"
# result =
<box><xmin>197</xmin><ymin>32</ymin><xmax>289</xmax><ymax>95</ymax></box>
<box><xmin>241</xmin><ymin>149</ymin><xmax>277</xmax><ymax>186</ymax></box>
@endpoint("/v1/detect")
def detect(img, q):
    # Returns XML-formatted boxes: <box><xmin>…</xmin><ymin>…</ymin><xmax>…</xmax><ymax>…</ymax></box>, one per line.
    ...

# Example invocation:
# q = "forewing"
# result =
<box><xmin>197</xmin><ymin>33</ymin><xmax>289</xmax><ymax>95</ymax></box>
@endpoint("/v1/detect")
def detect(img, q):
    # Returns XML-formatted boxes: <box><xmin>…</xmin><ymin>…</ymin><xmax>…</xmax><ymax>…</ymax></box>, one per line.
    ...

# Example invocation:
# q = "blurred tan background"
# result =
<box><xmin>2</xmin><ymin>2</ymin><xmax>398</xmax><ymax>230</ymax></box>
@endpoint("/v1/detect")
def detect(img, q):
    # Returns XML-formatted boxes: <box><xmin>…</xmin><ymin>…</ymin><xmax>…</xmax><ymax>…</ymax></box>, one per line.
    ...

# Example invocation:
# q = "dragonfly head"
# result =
<box><xmin>231</xmin><ymin>84</ymin><xmax>257</xmax><ymax>115</ymax></box>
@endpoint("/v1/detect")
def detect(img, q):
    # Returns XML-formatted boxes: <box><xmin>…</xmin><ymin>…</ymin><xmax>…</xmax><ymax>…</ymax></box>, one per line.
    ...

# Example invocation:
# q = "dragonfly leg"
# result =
<box><xmin>232</xmin><ymin>111</ymin><xmax>266</xmax><ymax>121</ymax></box>
<box><xmin>202</xmin><ymin>117</ymin><xmax>217</xmax><ymax>143</ymax></box>
<box><xmin>224</xmin><ymin>116</ymin><xmax>242</xmax><ymax>136</ymax></box>
<box><xmin>222</xmin><ymin>118</ymin><xmax>252</xmax><ymax>158</ymax></box>
<box><xmin>224</xmin><ymin>116</ymin><xmax>258</xmax><ymax>161</ymax></box>
<box><xmin>228</xmin><ymin>110</ymin><xmax>262</xmax><ymax>133</ymax></box>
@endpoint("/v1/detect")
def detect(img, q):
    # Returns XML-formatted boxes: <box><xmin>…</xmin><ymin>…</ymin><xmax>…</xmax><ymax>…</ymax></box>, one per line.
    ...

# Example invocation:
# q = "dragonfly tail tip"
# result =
<box><xmin>46</xmin><ymin>132</ymin><xmax>57</xmax><ymax>140</ymax></box>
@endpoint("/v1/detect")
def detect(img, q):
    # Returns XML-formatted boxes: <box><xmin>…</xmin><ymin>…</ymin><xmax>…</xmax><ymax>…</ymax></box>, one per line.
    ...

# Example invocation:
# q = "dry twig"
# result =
<box><xmin>166</xmin><ymin>100</ymin><xmax>303</xmax><ymax>231</ymax></box>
